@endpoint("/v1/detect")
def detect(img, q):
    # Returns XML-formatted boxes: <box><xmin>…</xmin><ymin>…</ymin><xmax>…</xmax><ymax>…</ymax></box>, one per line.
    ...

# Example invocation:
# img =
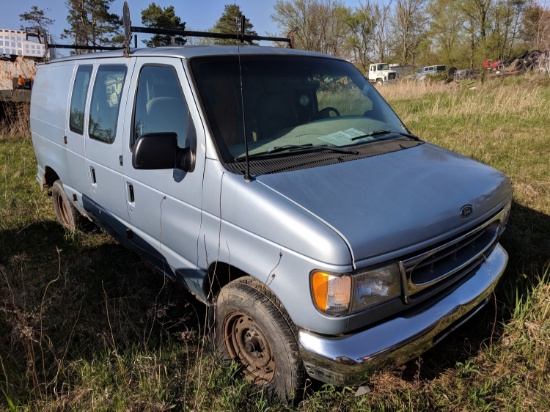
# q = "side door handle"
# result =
<box><xmin>127</xmin><ymin>183</ymin><xmax>135</xmax><ymax>203</ymax></box>
<box><xmin>90</xmin><ymin>166</ymin><xmax>97</xmax><ymax>184</ymax></box>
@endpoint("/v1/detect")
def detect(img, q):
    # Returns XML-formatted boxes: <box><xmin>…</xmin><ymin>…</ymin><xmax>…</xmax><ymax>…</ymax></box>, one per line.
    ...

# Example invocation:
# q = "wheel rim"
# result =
<box><xmin>224</xmin><ymin>312</ymin><xmax>275</xmax><ymax>384</ymax></box>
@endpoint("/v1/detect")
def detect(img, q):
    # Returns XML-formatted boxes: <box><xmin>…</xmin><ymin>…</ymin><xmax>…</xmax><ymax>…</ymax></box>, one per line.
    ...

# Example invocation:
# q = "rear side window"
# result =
<box><xmin>69</xmin><ymin>65</ymin><xmax>92</xmax><ymax>134</ymax></box>
<box><xmin>89</xmin><ymin>65</ymin><xmax>127</xmax><ymax>143</ymax></box>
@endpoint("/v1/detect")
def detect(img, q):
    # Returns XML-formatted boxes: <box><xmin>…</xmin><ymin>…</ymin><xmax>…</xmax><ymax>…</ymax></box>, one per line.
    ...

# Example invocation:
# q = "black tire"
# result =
<box><xmin>214</xmin><ymin>277</ymin><xmax>306</xmax><ymax>402</ymax></box>
<box><xmin>517</xmin><ymin>50</ymin><xmax>529</xmax><ymax>60</ymax></box>
<box><xmin>52</xmin><ymin>180</ymin><xmax>81</xmax><ymax>232</ymax></box>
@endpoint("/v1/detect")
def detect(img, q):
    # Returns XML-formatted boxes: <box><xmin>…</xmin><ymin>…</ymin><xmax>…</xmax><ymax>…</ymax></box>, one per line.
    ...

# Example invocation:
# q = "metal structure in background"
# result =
<box><xmin>0</xmin><ymin>28</ymin><xmax>48</xmax><ymax>103</ymax></box>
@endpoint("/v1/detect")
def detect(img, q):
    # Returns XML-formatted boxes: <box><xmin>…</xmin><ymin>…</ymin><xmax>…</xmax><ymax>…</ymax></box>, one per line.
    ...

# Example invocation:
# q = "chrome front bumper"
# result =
<box><xmin>298</xmin><ymin>243</ymin><xmax>508</xmax><ymax>386</ymax></box>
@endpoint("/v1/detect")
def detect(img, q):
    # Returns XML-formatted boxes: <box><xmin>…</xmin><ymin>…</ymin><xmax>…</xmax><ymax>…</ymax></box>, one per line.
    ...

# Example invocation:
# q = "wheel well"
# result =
<box><xmin>43</xmin><ymin>167</ymin><xmax>59</xmax><ymax>189</ymax></box>
<box><xmin>205</xmin><ymin>262</ymin><xmax>247</xmax><ymax>300</ymax></box>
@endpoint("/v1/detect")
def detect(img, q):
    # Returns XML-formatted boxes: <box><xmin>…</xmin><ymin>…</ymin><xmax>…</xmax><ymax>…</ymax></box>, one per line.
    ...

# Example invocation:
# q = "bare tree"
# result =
<box><xmin>360</xmin><ymin>0</ymin><xmax>394</xmax><ymax>63</ymax></box>
<box><xmin>521</xmin><ymin>2</ymin><xmax>550</xmax><ymax>51</ymax></box>
<box><xmin>427</xmin><ymin>0</ymin><xmax>468</xmax><ymax>66</ymax></box>
<box><xmin>459</xmin><ymin>0</ymin><xmax>493</xmax><ymax>63</ymax></box>
<box><xmin>389</xmin><ymin>0</ymin><xmax>428</xmax><ymax>64</ymax></box>
<box><xmin>341</xmin><ymin>4</ymin><xmax>375</xmax><ymax>70</ymax></box>
<box><xmin>271</xmin><ymin>0</ymin><xmax>351</xmax><ymax>55</ymax></box>
<box><xmin>488</xmin><ymin>0</ymin><xmax>530</xmax><ymax>59</ymax></box>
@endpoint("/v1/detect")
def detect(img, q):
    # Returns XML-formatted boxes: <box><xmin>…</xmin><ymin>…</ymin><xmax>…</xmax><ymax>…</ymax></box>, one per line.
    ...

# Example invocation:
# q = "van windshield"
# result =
<box><xmin>190</xmin><ymin>55</ymin><xmax>406</xmax><ymax>163</ymax></box>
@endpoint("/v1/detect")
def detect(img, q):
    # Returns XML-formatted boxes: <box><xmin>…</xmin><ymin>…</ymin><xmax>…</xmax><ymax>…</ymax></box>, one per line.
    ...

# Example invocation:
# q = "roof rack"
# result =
<box><xmin>46</xmin><ymin>1</ymin><xmax>294</xmax><ymax>56</ymax></box>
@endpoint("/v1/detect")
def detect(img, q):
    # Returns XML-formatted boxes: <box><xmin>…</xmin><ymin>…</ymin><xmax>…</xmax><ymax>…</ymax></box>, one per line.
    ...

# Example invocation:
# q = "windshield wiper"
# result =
<box><xmin>234</xmin><ymin>143</ymin><xmax>359</xmax><ymax>162</ymax></box>
<box><xmin>234</xmin><ymin>144</ymin><xmax>313</xmax><ymax>162</ymax></box>
<box><xmin>350</xmin><ymin>129</ymin><xmax>421</xmax><ymax>141</ymax></box>
<box><xmin>267</xmin><ymin>144</ymin><xmax>313</xmax><ymax>154</ymax></box>
<box><xmin>267</xmin><ymin>144</ymin><xmax>359</xmax><ymax>156</ymax></box>
<box><xmin>314</xmin><ymin>145</ymin><xmax>359</xmax><ymax>155</ymax></box>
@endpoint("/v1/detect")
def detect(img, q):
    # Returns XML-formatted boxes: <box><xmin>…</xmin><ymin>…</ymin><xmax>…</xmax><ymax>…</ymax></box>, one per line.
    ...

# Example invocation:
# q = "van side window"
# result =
<box><xmin>69</xmin><ymin>65</ymin><xmax>92</xmax><ymax>134</ymax></box>
<box><xmin>133</xmin><ymin>65</ymin><xmax>195</xmax><ymax>149</ymax></box>
<box><xmin>89</xmin><ymin>65</ymin><xmax>127</xmax><ymax>144</ymax></box>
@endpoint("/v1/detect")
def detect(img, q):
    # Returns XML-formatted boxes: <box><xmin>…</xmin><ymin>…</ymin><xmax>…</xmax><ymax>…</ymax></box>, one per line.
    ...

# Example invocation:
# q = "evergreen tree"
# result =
<box><xmin>62</xmin><ymin>0</ymin><xmax>122</xmax><ymax>53</ymax></box>
<box><xmin>211</xmin><ymin>4</ymin><xmax>258</xmax><ymax>45</ymax></box>
<box><xmin>19</xmin><ymin>6</ymin><xmax>54</xmax><ymax>34</ymax></box>
<box><xmin>141</xmin><ymin>3</ymin><xmax>186</xmax><ymax>47</ymax></box>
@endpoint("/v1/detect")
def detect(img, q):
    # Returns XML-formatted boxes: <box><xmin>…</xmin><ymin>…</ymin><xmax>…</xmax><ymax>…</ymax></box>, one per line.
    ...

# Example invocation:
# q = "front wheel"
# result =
<box><xmin>214</xmin><ymin>277</ymin><xmax>306</xmax><ymax>402</ymax></box>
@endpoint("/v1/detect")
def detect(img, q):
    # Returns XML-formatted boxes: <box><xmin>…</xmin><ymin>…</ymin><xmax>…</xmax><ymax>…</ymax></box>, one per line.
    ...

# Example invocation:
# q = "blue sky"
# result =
<box><xmin>0</xmin><ymin>0</ymin><xmax>362</xmax><ymax>44</ymax></box>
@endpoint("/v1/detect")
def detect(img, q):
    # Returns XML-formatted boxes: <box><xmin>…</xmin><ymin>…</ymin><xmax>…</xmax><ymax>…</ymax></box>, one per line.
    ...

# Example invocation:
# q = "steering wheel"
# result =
<box><xmin>317</xmin><ymin>107</ymin><xmax>340</xmax><ymax>118</ymax></box>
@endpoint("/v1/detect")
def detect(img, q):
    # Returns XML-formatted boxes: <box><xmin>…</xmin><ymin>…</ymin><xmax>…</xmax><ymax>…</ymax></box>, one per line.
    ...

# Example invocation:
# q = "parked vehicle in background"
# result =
<box><xmin>389</xmin><ymin>64</ymin><xmax>415</xmax><ymax>79</ymax></box>
<box><xmin>29</xmin><ymin>3</ymin><xmax>512</xmax><ymax>402</ymax></box>
<box><xmin>407</xmin><ymin>65</ymin><xmax>448</xmax><ymax>81</ymax></box>
<box><xmin>367</xmin><ymin>62</ymin><xmax>397</xmax><ymax>85</ymax></box>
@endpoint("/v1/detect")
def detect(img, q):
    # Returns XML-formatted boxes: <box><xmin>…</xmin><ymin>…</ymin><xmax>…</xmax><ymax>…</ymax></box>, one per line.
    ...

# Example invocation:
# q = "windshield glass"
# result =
<box><xmin>190</xmin><ymin>55</ymin><xmax>406</xmax><ymax>163</ymax></box>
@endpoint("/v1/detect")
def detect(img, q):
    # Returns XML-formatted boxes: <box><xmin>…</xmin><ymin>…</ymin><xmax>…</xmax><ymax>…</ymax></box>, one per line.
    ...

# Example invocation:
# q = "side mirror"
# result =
<box><xmin>132</xmin><ymin>132</ymin><xmax>195</xmax><ymax>172</ymax></box>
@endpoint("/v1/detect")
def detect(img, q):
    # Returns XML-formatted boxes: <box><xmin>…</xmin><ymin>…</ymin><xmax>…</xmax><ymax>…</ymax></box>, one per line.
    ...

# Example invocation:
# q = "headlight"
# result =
<box><xmin>311</xmin><ymin>262</ymin><xmax>402</xmax><ymax>316</ymax></box>
<box><xmin>350</xmin><ymin>263</ymin><xmax>402</xmax><ymax>313</ymax></box>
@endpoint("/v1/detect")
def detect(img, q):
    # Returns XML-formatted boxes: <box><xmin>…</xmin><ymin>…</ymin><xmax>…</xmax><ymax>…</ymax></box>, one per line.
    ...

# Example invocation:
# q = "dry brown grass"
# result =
<box><xmin>0</xmin><ymin>102</ymin><xmax>31</xmax><ymax>138</ymax></box>
<box><xmin>380</xmin><ymin>76</ymin><xmax>549</xmax><ymax>124</ymax></box>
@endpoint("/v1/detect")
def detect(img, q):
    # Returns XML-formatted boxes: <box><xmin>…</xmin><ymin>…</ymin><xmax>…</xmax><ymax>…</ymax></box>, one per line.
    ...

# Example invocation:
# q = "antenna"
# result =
<box><xmin>237</xmin><ymin>15</ymin><xmax>252</xmax><ymax>181</ymax></box>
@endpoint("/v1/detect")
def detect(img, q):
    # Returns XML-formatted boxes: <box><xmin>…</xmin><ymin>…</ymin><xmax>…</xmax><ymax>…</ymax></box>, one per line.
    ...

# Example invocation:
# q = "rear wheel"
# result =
<box><xmin>214</xmin><ymin>277</ymin><xmax>306</xmax><ymax>402</ymax></box>
<box><xmin>52</xmin><ymin>180</ymin><xmax>81</xmax><ymax>232</ymax></box>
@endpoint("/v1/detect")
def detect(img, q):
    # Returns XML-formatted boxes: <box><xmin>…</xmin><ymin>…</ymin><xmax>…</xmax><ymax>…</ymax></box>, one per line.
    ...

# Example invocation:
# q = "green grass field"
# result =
<box><xmin>1</xmin><ymin>75</ymin><xmax>549</xmax><ymax>411</ymax></box>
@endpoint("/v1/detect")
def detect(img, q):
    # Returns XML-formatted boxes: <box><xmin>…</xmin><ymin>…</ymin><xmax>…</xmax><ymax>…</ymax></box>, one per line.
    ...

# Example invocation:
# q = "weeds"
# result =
<box><xmin>1</xmin><ymin>77</ymin><xmax>549</xmax><ymax>410</ymax></box>
<box><xmin>0</xmin><ymin>102</ymin><xmax>30</xmax><ymax>138</ymax></box>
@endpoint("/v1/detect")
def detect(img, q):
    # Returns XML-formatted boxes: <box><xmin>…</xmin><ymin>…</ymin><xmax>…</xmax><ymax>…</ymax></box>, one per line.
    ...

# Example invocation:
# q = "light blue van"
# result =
<box><xmin>30</xmin><ymin>43</ymin><xmax>511</xmax><ymax>400</ymax></box>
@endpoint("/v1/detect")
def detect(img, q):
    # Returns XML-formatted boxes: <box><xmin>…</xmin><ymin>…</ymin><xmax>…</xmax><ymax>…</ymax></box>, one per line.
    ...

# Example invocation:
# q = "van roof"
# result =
<box><xmin>46</xmin><ymin>45</ymin><xmax>336</xmax><ymax>63</ymax></box>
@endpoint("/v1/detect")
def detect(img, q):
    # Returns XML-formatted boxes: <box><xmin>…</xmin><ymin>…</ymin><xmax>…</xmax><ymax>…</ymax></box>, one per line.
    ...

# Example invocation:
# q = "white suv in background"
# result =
<box><xmin>408</xmin><ymin>64</ymin><xmax>448</xmax><ymax>80</ymax></box>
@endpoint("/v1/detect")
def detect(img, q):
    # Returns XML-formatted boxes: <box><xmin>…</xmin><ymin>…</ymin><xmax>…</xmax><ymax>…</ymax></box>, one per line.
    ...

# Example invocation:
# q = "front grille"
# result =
<box><xmin>400</xmin><ymin>205</ymin><xmax>509</xmax><ymax>299</ymax></box>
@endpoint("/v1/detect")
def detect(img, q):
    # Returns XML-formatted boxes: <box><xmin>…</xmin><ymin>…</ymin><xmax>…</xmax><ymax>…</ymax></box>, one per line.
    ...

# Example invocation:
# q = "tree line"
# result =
<box><xmin>19</xmin><ymin>0</ymin><xmax>550</xmax><ymax>71</ymax></box>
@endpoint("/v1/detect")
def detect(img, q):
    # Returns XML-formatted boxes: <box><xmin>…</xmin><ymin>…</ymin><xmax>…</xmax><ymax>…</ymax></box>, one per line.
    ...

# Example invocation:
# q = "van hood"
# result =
<box><xmin>255</xmin><ymin>143</ymin><xmax>511</xmax><ymax>264</ymax></box>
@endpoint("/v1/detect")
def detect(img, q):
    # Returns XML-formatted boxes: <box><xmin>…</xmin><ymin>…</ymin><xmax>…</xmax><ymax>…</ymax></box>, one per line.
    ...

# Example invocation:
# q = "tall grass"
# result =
<box><xmin>0</xmin><ymin>103</ymin><xmax>30</xmax><ymax>137</ymax></box>
<box><xmin>1</xmin><ymin>76</ymin><xmax>549</xmax><ymax>410</ymax></box>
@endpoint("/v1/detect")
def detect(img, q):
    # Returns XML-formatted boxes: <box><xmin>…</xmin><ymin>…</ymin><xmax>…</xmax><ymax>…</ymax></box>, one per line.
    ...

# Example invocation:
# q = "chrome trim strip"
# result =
<box><xmin>298</xmin><ymin>243</ymin><xmax>508</xmax><ymax>387</ymax></box>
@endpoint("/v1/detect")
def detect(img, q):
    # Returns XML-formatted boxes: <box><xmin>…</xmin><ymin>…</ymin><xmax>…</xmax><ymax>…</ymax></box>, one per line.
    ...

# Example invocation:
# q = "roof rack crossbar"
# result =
<box><xmin>46</xmin><ymin>44</ymin><xmax>122</xmax><ymax>51</ymax></box>
<box><xmin>130</xmin><ymin>26</ymin><xmax>292</xmax><ymax>46</ymax></box>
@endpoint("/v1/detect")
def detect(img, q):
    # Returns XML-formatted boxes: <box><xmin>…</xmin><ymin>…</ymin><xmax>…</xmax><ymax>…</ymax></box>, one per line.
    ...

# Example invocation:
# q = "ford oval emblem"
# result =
<box><xmin>460</xmin><ymin>204</ymin><xmax>473</xmax><ymax>218</ymax></box>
